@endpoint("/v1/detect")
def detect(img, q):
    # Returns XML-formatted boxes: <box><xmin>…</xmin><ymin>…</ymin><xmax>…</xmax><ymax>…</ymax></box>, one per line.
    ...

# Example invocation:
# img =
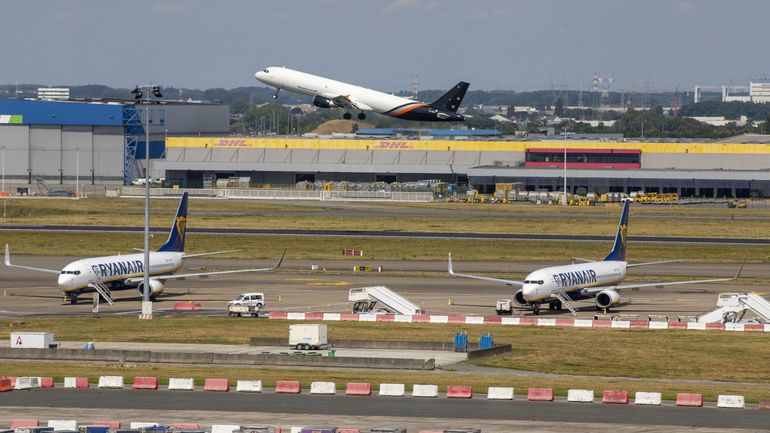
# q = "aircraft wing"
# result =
<box><xmin>151</xmin><ymin>249</ymin><xmax>286</xmax><ymax>281</ymax></box>
<box><xmin>183</xmin><ymin>249</ymin><xmax>242</xmax><ymax>258</ymax></box>
<box><xmin>331</xmin><ymin>95</ymin><xmax>373</xmax><ymax>111</ymax></box>
<box><xmin>4</xmin><ymin>244</ymin><xmax>60</xmax><ymax>275</ymax></box>
<box><xmin>448</xmin><ymin>253</ymin><xmax>524</xmax><ymax>286</ymax></box>
<box><xmin>626</xmin><ymin>259</ymin><xmax>686</xmax><ymax>268</ymax></box>
<box><xmin>582</xmin><ymin>261</ymin><xmax>744</xmax><ymax>295</ymax></box>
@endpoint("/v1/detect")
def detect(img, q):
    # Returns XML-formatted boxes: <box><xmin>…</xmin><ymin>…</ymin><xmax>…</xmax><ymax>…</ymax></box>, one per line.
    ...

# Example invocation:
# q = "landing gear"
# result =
<box><xmin>343</xmin><ymin>112</ymin><xmax>352</xmax><ymax>120</ymax></box>
<box><xmin>357</xmin><ymin>112</ymin><xmax>366</xmax><ymax>120</ymax></box>
<box><xmin>532</xmin><ymin>304</ymin><xmax>540</xmax><ymax>315</ymax></box>
<box><xmin>68</xmin><ymin>295</ymin><xmax>78</xmax><ymax>305</ymax></box>
<box><xmin>549</xmin><ymin>300</ymin><xmax>563</xmax><ymax>311</ymax></box>
<box><xmin>272</xmin><ymin>88</ymin><xmax>280</xmax><ymax>99</ymax></box>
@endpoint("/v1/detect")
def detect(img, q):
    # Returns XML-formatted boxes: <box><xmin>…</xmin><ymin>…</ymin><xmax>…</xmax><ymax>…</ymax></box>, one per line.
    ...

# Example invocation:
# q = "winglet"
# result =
<box><xmin>448</xmin><ymin>252</ymin><xmax>455</xmax><ymax>275</ymax></box>
<box><xmin>272</xmin><ymin>249</ymin><xmax>287</xmax><ymax>270</ymax></box>
<box><xmin>4</xmin><ymin>244</ymin><xmax>10</xmax><ymax>267</ymax></box>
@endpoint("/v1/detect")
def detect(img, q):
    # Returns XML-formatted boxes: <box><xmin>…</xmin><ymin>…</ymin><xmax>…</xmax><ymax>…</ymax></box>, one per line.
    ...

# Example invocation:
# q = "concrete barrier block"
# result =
<box><xmin>168</xmin><ymin>377</ymin><xmax>194</xmax><ymax>391</ymax></box>
<box><xmin>92</xmin><ymin>421</ymin><xmax>121</xmax><ymax>429</ymax></box>
<box><xmin>275</xmin><ymin>380</ymin><xmax>301</xmax><ymax>394</ymax></box>
<box><xmin>170</xmin><ymin>424</ymin><xmax>200</xmax><ymax>430</ymax></box>
<box><xmin>323</xmin><ymin>313</ymin><xmax>341</xmax><ymax>321</ymax></box>
<box><xmin>429</xmin><ymin>315</ymin><xmax>448</xmax><ymax>324</ymax></box>
<box><xmin>132</xmin><ymin>376</ymin><xmax>158</xmax><ymax>390</ymax></box>
<box><xmin>501</xmin><ymin>317</ymin><xmax>520</xmax><ymax>325</ymax></box>
<box><xmin>724</xmin><ymin>323</ymin><xmax>744</xmax><ymax>332</ymax></box>
<box><xmin>487</xmin><ymin>386</ymin><xmax>514</xmax><ymax>400</ymax></box>
<box><xmin>465</xmin><ymin>316</ymin><xmax>484</xmax><ymax>324</ymax></box>
<box><xmin>10</xmin><ymin>419</ymin><xmax>38</xmax><ymax>429</ymax></box>
<box><xmin>345</xmin><ymin>382</ymin><xmax>371</xmax><ymax>396</ymax></box>
<box><xmin>567</xmin><ymin>389</ymin><xmax>595</xmax><ymax>402</ymax></box>
<box><xmin>411</xmin><ymin>384</ymin><xmax>438</xmax><ymax>398</ymax></box>
<box><xmin>573</xmin><ymin>319</ymin><xmax>593</xmax><ymax>328</ymax></box>
<box><xmin>610</xmin><ymin>321</ymin><xmax>630</xmax><ymax>329</ymax></box>
<box><xmin>378</xmin><ymin>383</ymin><xmax>405</xmax><ymax>397</ymax></box>
<box><xmin>648</xmin><ymin>321</ymin><xmax>669</xmax><ymax>330</ymax></box>
<box><xmin>527</xmin><ymin>387</ymin><xmax>554</xmax><ymax>401</ymax></box>
<box><xmin>393</xmin><ymin>315</ymin><xmax>413</xmax><ymax>323</ymax></box>
<box><xmin>211</xmin><ymin>425</ymin><xmax>241</xmax><ymax>433</ymax></box>
<box><xmin>310</xmin><ymin>381</ymin><xmax>336</xmax><ymax>395</ymax></box>
<box><xmin>97</xmin><ymin>376</ymin><xmax>123</xmax><ymax>389</ymax></box>
<box><xmin>338</xmin><ymin>429</ymin><xmax>360</xmax><ymax>433</ymax></box>
<box><xmin>676</xmin><ymin>392</ymin><xmax>703</xmax><ymax>407</ymax></box>
<box><xmin>758</xmin><ymin>400</ymin><xmax>770</xmax><ymax>410</ymax></box>
<box><xmin>358</xmin><ymin>313</ymin><xmax>378</xmax><ymax>322</ymax></box>
<box><xmin>236</xmin><ymin>380</ymin><xmax>262</xmax><ymax>392</ymax></box>
<box><xmin>686</xmin><ymin>322</ymin><xmax>707</xmax><ymax>330</ymax></box>
<box><xmin>286</xmin><ymin>312</ymin><xmax>306</xmax><ymax>320</ymax></box>
<box><xmin>39</xmin><ymin>377</ymin><xmax>54</xmax><ymax>388</ymax></box>
<box><xmin>601</xmin><ymin>390</ymin><xmax>628</xmax><ymax>404</ymax></box>
<box><xmin>446</xmin><ymin>385</ymin><xmax>473</xmax><ymax>399</ymax></box>
<box><xmin>717</xmin><ymin>394</ymin><xmax>745</xmax><ymax>408</ymax></box>
<box><xmin>537</xmin><ymin>318</ymin><xmax>556</xmax><ymax>327</ymax></box>
<box><xmin>634</xmin><ymin>391</ymin><xmax>662</xmax><ymax>405</ymax></box>
<box><xmin>204</xmin><ymin>378</ymin><xmax>230</xmax><ymax>392</ymax></box>
<box><xmin>0</xmin><ymin>378</ymin><xmax>12</xmax><ymax>392</ymax></box>
<box><xmin>130</xmin><ymin>422</ymin><xmax>160</xmax><ymax>429</ymax></box>
<box><xmin>48</xmin><ymin>420</ymin><xmax>78</xmax><ymax>430</ymax></box>
<box><xmin>14</xmin><ymin>376</ymin><xmax>39</xmax><ymax>390</ymax></box>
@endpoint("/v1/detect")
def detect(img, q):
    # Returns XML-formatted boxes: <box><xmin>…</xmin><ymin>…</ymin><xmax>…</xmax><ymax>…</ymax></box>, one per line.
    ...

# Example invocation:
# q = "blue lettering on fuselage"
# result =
<box><xmin>554</xmin><ymin>269</ymin><xmax>597</xmax><ymax>288</ymax></box>
<box><xmin>90</xmin><ymin>260</ymin><xmax>147</xmax><ymax>278</ymax></box>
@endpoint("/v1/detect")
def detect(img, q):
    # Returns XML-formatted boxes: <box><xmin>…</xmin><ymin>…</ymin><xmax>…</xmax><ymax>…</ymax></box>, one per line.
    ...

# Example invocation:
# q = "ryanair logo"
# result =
<box><xmin>92</xmin><ymin>260</ymin><xmax>144</xmax><ymax>278</ymax></box>
<box><xmin>176</xmin><ymin>215</ymin><xmax>187</xmax><ymax>241</ymax></box>
<box><xmin>553</xmin><ymin>269</ymin><xmax>598</xmax><ymax>288</ymax></box>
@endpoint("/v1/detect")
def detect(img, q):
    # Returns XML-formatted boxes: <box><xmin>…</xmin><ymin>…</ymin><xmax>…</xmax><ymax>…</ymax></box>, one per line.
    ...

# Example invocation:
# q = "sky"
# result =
<box><xmin>2</xmin><ymin>0</ymin><xmax>769</xmax><ymax>92</ymax></box>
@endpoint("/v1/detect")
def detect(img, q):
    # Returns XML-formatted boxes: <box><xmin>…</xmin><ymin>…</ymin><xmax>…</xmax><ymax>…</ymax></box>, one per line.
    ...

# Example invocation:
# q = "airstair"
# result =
<box><xmin>696</xmin><ymin>293</ymin><xmax>770</xmax><ymax>323</ymax></box>
<box><xmin>88</xmin><ymin>278</ymin><xmax>114</xmax><ymax>305</ymax></box>
<box><xmin>348</xmin><ymin>286</ymin><xmax>422</xmax><ymax>315</ymax></box>
<box><xmin>552</xmin><ymin>290</ymin><xmax>579</xmax><ymax>316</ymax></box>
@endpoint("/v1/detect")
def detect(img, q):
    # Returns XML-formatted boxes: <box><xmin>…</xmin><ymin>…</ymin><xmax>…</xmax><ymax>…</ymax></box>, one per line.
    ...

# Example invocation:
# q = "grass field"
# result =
<box><xmin>0</xmin><ymin>230</ymin><xmax>765</xmax><ymax>262</ymax></box>
<box><xmin>2</xmin><ymin>317</ymin><xmax>769</xmax><ymax>385</ymax></box>
<box><xmin>2</xmin><ymin>197</ymin><xmax>769</xmax><ymax>238</ymax></box>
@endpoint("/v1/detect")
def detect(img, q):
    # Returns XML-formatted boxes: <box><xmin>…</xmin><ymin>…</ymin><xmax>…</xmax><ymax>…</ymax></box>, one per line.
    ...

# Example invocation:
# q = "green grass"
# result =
<box><xmin>2</xmin><ymin>317</ymin><xmax>769</xmax><ymax>385</ymax></box>
<box><xmin>1</xmin><ymin>231</ymin><xmax>765</xmax><ymax>262</ymax></box>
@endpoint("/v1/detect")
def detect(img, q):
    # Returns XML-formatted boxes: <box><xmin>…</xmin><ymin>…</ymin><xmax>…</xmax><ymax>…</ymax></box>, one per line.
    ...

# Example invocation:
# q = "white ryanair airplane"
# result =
<box><xmin>449</xmin><ymin>200</ymin><xmax>743</xmax><ymax>315</ymax></box>
<box><xmin>5</xmin><ymin>193</ymin><xmax>285</xmax><ymax>304</ymax></box>
<box><xmin>255</xmin><ymin>66</ymin><xmax>469</xmax><ymax>122</ymax></box>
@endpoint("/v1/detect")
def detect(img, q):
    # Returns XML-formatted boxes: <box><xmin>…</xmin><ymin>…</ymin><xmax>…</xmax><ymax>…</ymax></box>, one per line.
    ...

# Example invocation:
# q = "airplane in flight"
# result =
<box><xmin>448</xmin><ymin>200</ymin><xmax>743</xmax><ymax>315</ymax></box>
<box><xmin>255</xmin><ymin>66</ymin><xmax>469</xmax><ymax>122</ymax></box>
<box><xmin>4</xmin><ymin>192</ymin><xmax>285</xmax><ymax>305</ymax></box>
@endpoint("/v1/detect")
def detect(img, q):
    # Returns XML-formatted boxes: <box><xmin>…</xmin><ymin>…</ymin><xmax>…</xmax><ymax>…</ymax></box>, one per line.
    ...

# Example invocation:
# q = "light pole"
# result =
<box><xmin>2</xmin><ymin>146</ymin><xmax>5</xmax><ymax>194</ymax></box>
<box><xmin>131</xmin><ymin>85</ymin><xmax>163</xmax><ymax>320</ymax></box>
<box><xmin>75</xmin><ymin>148</ymin><xmax>79</xmax><ymax>198</ymax></box>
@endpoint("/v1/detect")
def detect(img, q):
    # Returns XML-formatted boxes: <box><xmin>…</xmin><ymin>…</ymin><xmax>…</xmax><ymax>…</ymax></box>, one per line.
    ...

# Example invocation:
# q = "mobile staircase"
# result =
<box><xmin>348</xmin><ymin>286</ymin><xmax>422</xmax><ymax>315</ymax></box>
<box><xmin>696</xmin><ymin>293</ymin><xmax>770</xmax><ymax>323</ymax></box>
<box><xmin>552</xmin><ymin>289</ymin><xmax>579</xmax><ymax>315</ymax></box>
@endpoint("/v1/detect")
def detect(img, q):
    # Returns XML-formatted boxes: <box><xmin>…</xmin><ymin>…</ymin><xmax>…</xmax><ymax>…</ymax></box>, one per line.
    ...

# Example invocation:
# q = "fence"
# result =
<box><xmin>119</xmin><ymin>188</ymin><xmax>433</xmax><ymax>203</ymax></box>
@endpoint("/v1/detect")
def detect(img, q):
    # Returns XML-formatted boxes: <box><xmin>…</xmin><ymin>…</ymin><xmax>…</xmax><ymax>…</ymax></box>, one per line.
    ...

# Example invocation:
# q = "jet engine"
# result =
<box><xmin>313</xmin><ymin>95</ymin><xmax>334</xmax><ymax>109</ymax></box>
<box><xmin>595</xmin><ymin>289</ymin><xmax>620</xmax><ymax>309</ymax></box>
<box><xmin>137</xmin><ymin>279</ymin><xmax>165</xmax><ymax>297</ymax></box>
<box><xmin>513</xmin><ymin>289</ymin><xmax>528</xmax><ymax>307</ymax></box>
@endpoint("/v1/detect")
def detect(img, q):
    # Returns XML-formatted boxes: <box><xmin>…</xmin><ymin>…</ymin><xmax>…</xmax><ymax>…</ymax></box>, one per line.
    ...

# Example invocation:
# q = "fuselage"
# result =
<box><xmin>57</xmin><ymin>252</ymin><xmax>183</xmax><ymax>294</ymax></box>
<box><xmin>255</xmin><ymin>67</ymin><xmax>464</xmax><ymax>121</ymax></box>
<box><xmin>521</xmin><ymin>261</ymin><xmax>627</xmax><ymax>302</ymax></box>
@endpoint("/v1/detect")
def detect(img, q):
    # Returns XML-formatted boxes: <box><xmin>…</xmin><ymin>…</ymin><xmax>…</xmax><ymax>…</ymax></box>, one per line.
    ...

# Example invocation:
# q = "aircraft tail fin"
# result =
<box><xmin>432</xmin><ymin>81</ymin><xmax>469</xmax><ymax>113</ymax></box>
<box><xmin>603</xmin><ymin>200</ymin><xmax>630</xmax><ymax>262</ymax></box>
<box><xmin>157</xmin><ymin>192</ymin><xmax>188</xmax><ymax>253</ymax></box>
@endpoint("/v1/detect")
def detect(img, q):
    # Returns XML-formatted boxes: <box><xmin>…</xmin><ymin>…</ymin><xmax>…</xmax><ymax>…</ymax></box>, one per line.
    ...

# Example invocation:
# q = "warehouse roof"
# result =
<box><xmin>0</xmin><ymin>98</ymin><xmax>125</xmax><ymax>126</ymax></box>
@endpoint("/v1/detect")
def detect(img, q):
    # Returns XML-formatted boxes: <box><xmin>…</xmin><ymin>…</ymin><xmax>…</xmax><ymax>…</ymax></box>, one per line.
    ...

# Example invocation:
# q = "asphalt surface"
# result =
<box><xmin>1</xmin><ymin>257</ymin><xmax>764</xmax><ymax>318</ymax></box>
<box><xmin>2</xmin><ymin>224</ymin><xmax>770</xmax><ymax>245</ymax></box>
<box><xmin>1</xmin><ymin>388</ymin><xmax>769</xmax><ymax>431</ymax></box>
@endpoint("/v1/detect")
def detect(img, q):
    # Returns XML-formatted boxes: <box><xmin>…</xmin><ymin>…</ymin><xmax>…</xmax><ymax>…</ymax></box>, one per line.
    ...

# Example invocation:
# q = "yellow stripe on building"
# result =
<box><xmin>166</xmin><ymin>137</ymin><xmax>770</xmax><ymax>155</ymax></box>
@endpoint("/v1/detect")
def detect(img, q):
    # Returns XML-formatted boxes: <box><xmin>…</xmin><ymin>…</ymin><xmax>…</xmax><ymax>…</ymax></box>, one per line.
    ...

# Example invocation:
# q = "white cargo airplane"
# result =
<box><xmin>255</xmin><ymin>66</ymin><xmax>468</xmax><ymax>122</ymax></box>
<box><xmin>4</xmin><ymin>192</ymin><xmax>285</xmax><ymax>304</ymax></box>
<box><xmin>449</xmin><ymin>200</ymin><xmax>743</xmax><ymax>315</ymax></box>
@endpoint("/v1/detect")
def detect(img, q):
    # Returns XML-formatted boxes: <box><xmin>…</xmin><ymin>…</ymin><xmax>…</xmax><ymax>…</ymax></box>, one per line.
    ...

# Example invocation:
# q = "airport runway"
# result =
<box><xmin>1</xmin><ymin>389</ymin><xmax>769</xmax><ymax>432</ymax></box>
<box><xmin>2</xmin><ymin>224</ymin><xmax>769</xmax><ymax>245</ymax></box>
<box><xmin>1</xmin><ymin>257</ymin><xmax>765</xmax><ymax>318</ymax></box>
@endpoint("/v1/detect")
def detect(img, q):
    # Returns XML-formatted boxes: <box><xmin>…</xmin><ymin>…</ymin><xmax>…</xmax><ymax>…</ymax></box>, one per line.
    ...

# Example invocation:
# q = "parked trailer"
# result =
<box><xmin>289</xmin><ymin>324</ymin><xmax>328</xmax><ymax>350</ymax></box>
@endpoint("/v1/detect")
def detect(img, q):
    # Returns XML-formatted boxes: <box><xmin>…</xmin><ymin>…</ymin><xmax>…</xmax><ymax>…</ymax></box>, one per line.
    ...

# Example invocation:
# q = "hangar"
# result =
<box><xmin>158</xmin><ymin>135</ymin><xmax>770</xmax><ymax>197</ymax></box>
<box><xmin>0</xmin><ymin>98</ymin><xmax>228</xmax><ymax>186</ymax></box>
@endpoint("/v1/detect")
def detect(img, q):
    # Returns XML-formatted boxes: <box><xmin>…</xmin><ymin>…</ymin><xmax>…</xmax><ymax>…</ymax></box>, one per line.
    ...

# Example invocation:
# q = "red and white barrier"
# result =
<box><xmin>717</xmin><ymin>394</ymin><xmax>745</xmax><ymax>409</ymax></box>
<box><xmin>411</xmin><ymin>384</ymin><xmax>438</xmax><ymax>398</ymax></box>
<box><xmin>132</xmin><ymin>376</ymin><xmax>158</xmax><ymax>390</ymax></box>
<box><xmin>378</xmin><ymin>383</ymin><xmax>405</xmax><ymax>397</ymax></box>
<box><xmin>602</xmin><ymin>390</ymin><xmax>628</xmax><ymax>404</ymax></box>
<box><xmin>487</xmin><ymin>386</ymin><xmax>514</xmax><ymax>400</ymax></box>
<box><xmin>0</xmin><ymin>378</ymin><xmax>12</xmax><ymax>392</ymax></box>
<box><xmin>527</xmin><ymin>387</ymin><xmax>554</xmax><ymax>401</ymax></box>
<box><xmin>173</xmin><ymin>302</ymin><xmax>202</xmax><ymax>311</ymax></box>
<box><xmin>92</xmin><ymin>421</ymin><xmax>121</xmax><ymax>429</ymax></box>
<box><xmin>345</xmin><ymin>382</ymin><xmax>372</xmax><ymax>396</ymax></box>
<box><xmin>131</xmin><ymin>422</ymin><xmax>160</xmax><ymax>429</ymax></box>
<box><xmin>211</xmin><ymin>425</ymin><xmax>240</xmax><ymax>433</ymax></box>
<box><xmin>171</xmin><ymin>424</ymin><xmax>200</xmax><ymax>430</ymax></box>
<box><xmin>634</xmin><ymin>391</ymin><xmax>662</xmax><ymax>405</ymax></box>
<box><xmin>310</xmin><ymin>381</ymin><xmax>336</xmax><ymax>395</ymax></box>
<box><xmin>39</xmin><ymin>377</ymin><xmax>54</xmax><ymax>388</ymax></box>
<box><xmin>567</xmin><ymin>389</ymin><xmax>595</xmax><ymax>403</ymax></box>
<box><xmin>168</xmin><ymin>377</ymin><xmax>194</xmax><ymax>391</ymax></box>
<box><xmin>10</xmin><ymin>419</ymin><xmax>38</xmax><ymax>429</ymax></box>
<box><xmin>64</xmin><ymin>377</ymin><xmax>89</xmax><ymax>388</ymax></box>
<box><xmin>236</xmin><ymin>380</ymin><xmax>262</xmax><ymax>392</ymax></box>
<box><xmin>14</xmin><ymin>376</ymin><xmax>40</xmax><ymax>390</ymax></box>
<box><xmin>48</xmin><ymin>420</ymin><xmax>77</xmax><ymax>430</ymax></box>
<box><xmin>275</xmin><ymin>380</ymin><xmax>301</xmax><ymax>394</ymax></box>
<box><xmin>204</xmin><ymin>378</ymin><xmax>230</xmax><ymax>392</ymax></box>
<box><xmin>446</xmin><ymin>385</ymin><xmax>473</xmax><ymax>399</ymax></box>
<box><xmin>676</xmin><ymin>393</ymin><xmax>703</xmax><ymax>407</ymax></box>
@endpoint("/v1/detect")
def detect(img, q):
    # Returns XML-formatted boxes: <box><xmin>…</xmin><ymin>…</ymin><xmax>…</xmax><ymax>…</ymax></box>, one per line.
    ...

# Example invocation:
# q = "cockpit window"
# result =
<box><xmin>538</xmin><ymin>280</ymin><xmax>544</xmax><ymax>285</ymax></box>
<box><xmin>263</xmin><ymin>69</ymin><xmax>269</xmax><ymax>73</ymax></box>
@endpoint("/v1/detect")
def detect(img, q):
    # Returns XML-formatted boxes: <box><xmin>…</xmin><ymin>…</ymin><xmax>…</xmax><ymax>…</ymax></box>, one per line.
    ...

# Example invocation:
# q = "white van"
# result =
<box><xmin>227</xmin><ymin>292</ymin><xmax>266</xmax><ymax>317</ymax></box>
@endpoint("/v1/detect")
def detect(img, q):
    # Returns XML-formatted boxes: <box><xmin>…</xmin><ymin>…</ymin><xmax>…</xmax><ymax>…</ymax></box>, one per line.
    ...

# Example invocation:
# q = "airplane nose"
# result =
<box><xmin>522</xmin><ymin>285</ymin><xmax>535</xmax><ymax>300</ymax></box>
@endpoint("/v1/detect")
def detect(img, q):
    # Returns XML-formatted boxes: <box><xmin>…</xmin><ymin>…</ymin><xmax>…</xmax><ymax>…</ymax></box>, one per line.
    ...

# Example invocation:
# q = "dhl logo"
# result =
<box><xmin>214</xmin><ymin>139</ymin><xmax>249</xmax><ymax>147</ymax></box>
<box><xmin>375</xmin><ymin>141</ymin><xmax>412</xmax><ymax>149</ymax></box>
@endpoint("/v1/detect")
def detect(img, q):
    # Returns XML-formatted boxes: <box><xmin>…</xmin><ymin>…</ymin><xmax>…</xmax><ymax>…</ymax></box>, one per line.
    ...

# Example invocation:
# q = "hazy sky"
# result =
<box><xmin>2</xmin><ymin>0</ymin><xmax>769</xmax><ymax>92</ymax></box>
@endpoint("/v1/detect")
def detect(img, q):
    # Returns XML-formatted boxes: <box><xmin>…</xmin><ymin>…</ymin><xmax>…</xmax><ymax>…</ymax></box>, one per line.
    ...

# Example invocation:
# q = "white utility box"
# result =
<box><xmin>288</xmin><ymin>324</ymin><xmax>328</xmax><ymax>350</ymax></box>
<box><xmin>10</xmin><ymin>332</ymin><xmax>56</xmax><ymax>349</ymax></box>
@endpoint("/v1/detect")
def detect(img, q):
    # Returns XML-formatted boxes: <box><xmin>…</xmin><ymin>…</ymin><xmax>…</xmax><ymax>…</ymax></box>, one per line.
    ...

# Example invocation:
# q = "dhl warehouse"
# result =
<box><xmin>158</xmin><ymin>136</ymin><xmax>770</xmax><ymax>198</ymax></box>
